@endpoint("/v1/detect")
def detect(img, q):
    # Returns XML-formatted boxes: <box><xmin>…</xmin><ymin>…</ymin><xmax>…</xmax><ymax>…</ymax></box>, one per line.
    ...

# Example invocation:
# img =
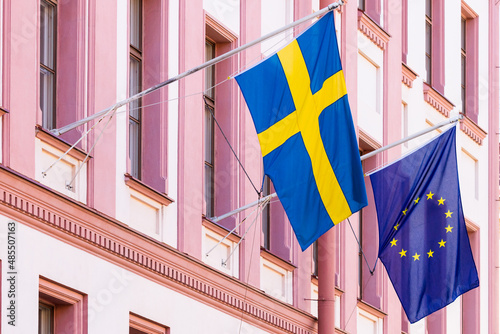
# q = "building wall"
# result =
<box><xmin>0</xmin><ymin>0</ymin><xmax>497</xmax><ymax>333</ymax></box>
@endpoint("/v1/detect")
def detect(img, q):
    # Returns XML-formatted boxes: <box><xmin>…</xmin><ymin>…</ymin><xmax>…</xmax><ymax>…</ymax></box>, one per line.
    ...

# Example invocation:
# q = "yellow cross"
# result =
<box><xmin>257</xmin><ymin>40</ymin><xmax>351</xmax><ymax>223</ymax></box>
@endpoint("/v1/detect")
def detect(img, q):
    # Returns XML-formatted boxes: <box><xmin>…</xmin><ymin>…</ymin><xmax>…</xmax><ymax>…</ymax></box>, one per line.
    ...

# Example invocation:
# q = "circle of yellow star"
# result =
<box><xmin>426</xmin><ymin>191</ymin><xmax>434</xmax><ymax>200</ymax></box>
<box><xmin>445</xmin><ymin>225</ymin><xmax>453</xmax><ymax>233</ymax></box>
<box><xmin>390</xmin><ymin>238</ymin><xmax>398</xmax><ymax>247</ymax></box>
<box><xmin>414</xmin><ymin>197</ymin><xmax>420</xmax><ymax>204</ymax></box>
<box><xmin>439</xmin><ymin>239</ymin><xmax>446</xmax><ymax>248</ymax></box>
<box><xmin>445</xmin><ymin>210</ymin><xmax>453</xmax><ymax>218</ymax></box>
<box><xmin>438</xmin><ymin>197</ymin><xmax>446</xmax><ymax>205</ymax></box>
<box><xmin>427</xmin><ymin>249</ymin><xmax>434</xmax><ymax>258</ymax></box>
<box><xmin>413</xmin><ymin>252</ymin><xmax>421</xmax><ymax>261</ymax></box>
<box><xmin>399</xmin><ymin>249</ymin><xmax>407</xmax><ymax>257</ymax></box>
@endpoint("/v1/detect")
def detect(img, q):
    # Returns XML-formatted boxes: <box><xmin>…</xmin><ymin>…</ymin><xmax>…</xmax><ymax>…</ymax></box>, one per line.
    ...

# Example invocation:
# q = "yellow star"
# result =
<box><xmin>390</xmin><ymin>238</ymin><xmax>398</xmax><ymax>247</ymax></box>
<box><xmin>427</xmin><ymin>249</ymin><xmax>434</xmax><ymax>258</ymax></box>
<box><xmin>413</xmin><ymin>252</ymin><xmax>421</xmax><ymax>261</ymax></box>
<box><xmin>438</xmin><ymin>197</ymin><xmax>445</xmax><ymax>205</ymax></box>
<box><xmin>445</xmin><ymin>210</ymin><xmax>453</xmax><ymax>218</ymax></box>
<box><xmin>445</xmin><ymin>225</ymin><xmax>453</xmax><ymax>233</ymax></box>
<box><xmin>426</xmin><ymin>191</ymin><xmax>434</xmax><ymax>200</ymax></box>
<box><xmin>439</xmin><ymin>239</ymin><xmax>446</xmax><ymax>248</ymax></box>
<box><xmin>394</xmin><ymin>223</ymin><xmax>400</xmax><ymax>231</ymax></box>
<box><xmin>414</xmin><ymin>197</ymin><xmax>420</xmax><ymax>204</ymax></box>
<box><xmin>402</xmin><ymin>208</ymin><xmax>408</xmax><ymax>216</ymax></box>
<box><xmin>399</xmin><ymin>249</ymin><xmax>407</xmax><ymax>257</ymax></box>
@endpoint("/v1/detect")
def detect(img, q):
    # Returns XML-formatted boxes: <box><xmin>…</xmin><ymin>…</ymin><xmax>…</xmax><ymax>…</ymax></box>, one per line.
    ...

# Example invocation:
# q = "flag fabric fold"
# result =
<box><xmin>370</xmin><ymin>126</ymin><xmax>479</xmax><ymax>323</ymax></box>
<box><xmin>235</xmin><ymin>11</ymin><xmax>367</xmax><ymax>251</ymax></box>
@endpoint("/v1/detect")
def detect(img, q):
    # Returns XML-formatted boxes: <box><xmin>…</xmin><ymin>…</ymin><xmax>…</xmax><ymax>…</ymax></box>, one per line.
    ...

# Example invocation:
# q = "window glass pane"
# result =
<box><xmin>204</xmin><ymin>105</ymin><xmax>214</xmax><ymax>164</ymax></box>
<box><xmin>262</xmin><ymin>176</ymin><xmax>271</xmax><ymax>249</ymax></box>
<box><xmin>425</xmin><ymin>0</ymin><xmax>432</xmax><ymax>19</ymax></box>
<box><xmin>205</xmin><ymin>41</ymin><xmax>215</xmax><ymax>99</ymax></box>
<box><xmin>358</xmin><ymin>0</ymin><xmax>365</xmax><ymax>11</ymax></box>
<box><xmin>130</xmin><ymin>0</ymin><xmax>142</xmax><ymax>50</ymax></box>
<box><xmin>129</xmin><ymin>119</ymin><xmax>141</xmax><ymax>179</ymax></box>
<box><xmin>40</xmin><ymin>0</ymin><xmax>55</xmax><ymax>69</ymax></box>
<box><xmin>38</xmin><ymin>303</ymin><xmax>54</xmax><ymax>334</ymax></box>
<box><xmin>129</xmin><ymin>56</ymin><xmax>142</xmax><ymax>121</ymax></box>
<box><xmin>461</xmin><ymin>18</ymin><xmax>466</xmax><ymax>51</ymax></box>
<box><xmin>204</xmin><ymin>164</ymin><xmax>214</xmax><ymax>217</ymax></box>
<box><xmin>40</xmin><ymin>68</ymin><xmax>55</xmax><ymax>129</ymax></box>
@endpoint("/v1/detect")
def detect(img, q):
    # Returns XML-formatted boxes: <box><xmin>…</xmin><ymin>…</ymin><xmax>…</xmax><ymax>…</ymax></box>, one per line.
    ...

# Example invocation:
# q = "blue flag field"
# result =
<box><xmin>235</xmin><ymin>11</ymin><xmax>367</xmax><ymax>250</ymax></box>
<box><xmin>370</xmin><ymin>127</ymin><xmax>479</xmax><ymax>323</ymax></box>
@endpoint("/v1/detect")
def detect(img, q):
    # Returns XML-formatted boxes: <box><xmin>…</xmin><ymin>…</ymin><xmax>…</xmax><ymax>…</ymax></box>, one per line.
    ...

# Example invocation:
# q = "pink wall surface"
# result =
<box><xmin>177</xmin><ymin>0</ymin><xmax>204</xmax><ymax>258</ymax></box>
<box><xmin>88</xmin><ymin>0</ymin><xmax>118</xmax><ymax>217</ymax></box>
<box><xmin>7</xmin><ymin>0</ymin><xmax>37</xmax><ymax>177</ymax></box>
<box><xmin>238</xmin><ymin>0</ymin><xmax>263</xmax><ymax>289</ymax></box>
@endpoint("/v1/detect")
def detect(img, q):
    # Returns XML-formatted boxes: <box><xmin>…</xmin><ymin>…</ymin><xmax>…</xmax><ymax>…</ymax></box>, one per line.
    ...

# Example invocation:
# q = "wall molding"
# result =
<box><xmin>460</xmin><ymin>116</ymin><xmax>487</xmax><ymax>145</ymax></box>
<box><xmin>124</xmin><ymin>173</ymin><xmax>174</xmax><ymax>206</ymax></box>
<box><xmin>423</xmin><ymin>83</ymin><xmax>454</xmax><ymax>118</ymax></box>
<box><xmin>402</xmin><ymin>63</ymin><xmax>418</xmax><ymax>88</ymax></box>
<box><xmin>357</xmin><ymin>10</ymin><xmax>390</xmax><ymax>50</ymax></box>
<box><xmin>0</xmin><ymin>165</ymin><xmax>317</xmax><ymax>334</ymax></box>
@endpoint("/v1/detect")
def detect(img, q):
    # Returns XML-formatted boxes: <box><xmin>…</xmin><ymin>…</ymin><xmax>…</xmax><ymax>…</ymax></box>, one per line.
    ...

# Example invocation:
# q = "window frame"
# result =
<box><xmin>203</xmin><ymin>39</ymin><xmax>215</xmax><ymax>218</ymax></box>
<box><xmin>39</xmin><ymin>0</ymin><xmax>57</xmax><ymax>130</ymax></box>
<box><xmin>129</xmin><ymin>0</ymin><xmax>143</xmax><ymax>180</ymax></box>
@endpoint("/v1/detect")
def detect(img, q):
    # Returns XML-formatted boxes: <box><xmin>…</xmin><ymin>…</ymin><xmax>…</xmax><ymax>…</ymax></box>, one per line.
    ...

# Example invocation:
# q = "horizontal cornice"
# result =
<box><xmin>0</xmin><ymin>165</ymin><xmax>317</xmax><ymax>334</ymax></box>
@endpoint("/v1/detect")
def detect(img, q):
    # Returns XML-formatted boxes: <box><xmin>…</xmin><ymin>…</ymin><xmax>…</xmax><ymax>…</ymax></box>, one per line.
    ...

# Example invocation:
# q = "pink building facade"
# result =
<box><xmin>0</xmin><ymin>0</ymin><xmax>498</xmax><ymax>333</ymax></box>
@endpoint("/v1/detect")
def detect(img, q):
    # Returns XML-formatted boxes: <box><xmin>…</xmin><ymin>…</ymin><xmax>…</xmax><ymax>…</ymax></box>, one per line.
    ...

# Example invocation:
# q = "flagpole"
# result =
<box><xmin>51</xmin><ymin>1</ymin><xmax>345</xmax><ymax>136</ymax></box>
<box><xmin>208</xmin><ymin>114</ymin><xmax>462</xmax><ymax>222</ymax></box>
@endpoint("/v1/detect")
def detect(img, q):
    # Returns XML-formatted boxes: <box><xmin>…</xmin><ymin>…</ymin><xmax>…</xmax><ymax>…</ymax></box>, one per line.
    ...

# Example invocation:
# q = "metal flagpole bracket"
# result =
<box><xmin>50</xmin><ymin>2</ymin><xmax>345</xmax><ymax>136</ymax></box>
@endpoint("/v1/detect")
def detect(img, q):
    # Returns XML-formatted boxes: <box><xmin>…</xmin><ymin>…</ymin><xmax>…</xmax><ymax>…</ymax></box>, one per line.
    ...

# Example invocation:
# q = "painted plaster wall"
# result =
<box><xmin>0</xmin><ymin>218</ymin><xmax>267</xmax><ymax>334</ymax></box>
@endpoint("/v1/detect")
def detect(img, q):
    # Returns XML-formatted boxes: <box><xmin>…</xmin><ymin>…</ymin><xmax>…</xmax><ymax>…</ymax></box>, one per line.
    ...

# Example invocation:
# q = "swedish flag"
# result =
<box><xmin>370</xmin><ymin>127</ymin><xmax>479</xmax><ymax>323</ymax></box>
<box><xmin>235</xmin><ymin>12</ymin><xmax>367</xmax><ymax>250</ymax></box>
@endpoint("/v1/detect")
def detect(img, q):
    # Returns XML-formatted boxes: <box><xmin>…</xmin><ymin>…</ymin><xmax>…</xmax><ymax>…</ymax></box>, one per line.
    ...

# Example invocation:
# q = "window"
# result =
<box><xmin>40</xmin><ymin>0</ymin><xmax>57</xmax><ymax>130</ymax></box>
<box><xmin>129</xmin><ymin>313</ymin><xmax>169</xmax><ymax>334</ymax></box>
<box><xmin>312</xmin><ymin>240</ymin><xmax>318</xmax><ymax>277</ymax></box>
<box><xmin>358</xmin><ymin>0</ymin><xmax>365</xmax><ymax>11</ymax></box>
<box><xmin>461</xmin><ymin>3</ymin><xmax>479</xmax><ymax>122</ymax></box>
<box><xmin>204</xmin><ymin>40</ymin><xmax>215</xmax><ymax>218</ymax></box>
<box><xmin>424</xmin><ymin>0</ymin><xmax>432</xmax><ymax>84</ymax></box>
<box><xmin>262</xmin><ymin>176</ymin><xmax>271</xmax><ymax>250</ymax></box>
<box><xmin>461</xmin><ymin>17</ymin><xmax>466</xmax><ymax>114</ymax></box>
<box><xmin>129</xmin><ymin>0</ymin><xmax>143</xmax><ymax>179</ymax></box>
<box><xmin>424</xmin><ymin>0</ymin><xmax>445</xmax><ymax>93</ymax></box>
<box><xmin>39</xmin><ymin>302</ymin><xmax>54</xmax><ymax>334</ymax></box>
<box><xmin>39</xmin><ymin>277</ymin><xmax>86</xmax><ymax>334</ymax></box>
<box><xmin>402</xmin><ymin>0</ymin><xmax>408</xmax><ymax>63</ymax></box>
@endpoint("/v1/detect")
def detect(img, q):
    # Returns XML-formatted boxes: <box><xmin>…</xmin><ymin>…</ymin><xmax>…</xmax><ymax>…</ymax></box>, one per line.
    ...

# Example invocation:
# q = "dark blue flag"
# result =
<box><xmin>235</xmin><ymin>12</ymin><xmax>367</xmax><ymax>251</ymax></box>
<box><xmin>369</xmin><ymin>126</ymin><xmax>479</xmax><ymax>323</ymax></box>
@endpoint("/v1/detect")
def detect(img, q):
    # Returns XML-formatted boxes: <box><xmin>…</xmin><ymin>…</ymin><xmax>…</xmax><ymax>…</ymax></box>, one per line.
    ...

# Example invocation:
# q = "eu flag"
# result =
<box><xmin>370</xmin><ymin>127</ymin><xmax>479</xmax><ymax>323</ymax></box>
<box><xmin>235</xmin><ymin>12</ymin><xmax>367</xmax><ymax>250</ymax></box>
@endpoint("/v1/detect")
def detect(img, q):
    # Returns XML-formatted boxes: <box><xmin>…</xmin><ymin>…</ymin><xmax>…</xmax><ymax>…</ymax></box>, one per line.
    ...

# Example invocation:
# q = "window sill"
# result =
<box><xmin>124</xmin><ymin>173</ymin><xmax>174</xmax><ymax>207</ymax></box>
<box><xmin>422</xmin><ymin>83</ymin><xmax>454</xmax><ymax>117</ymax></box>
<box><xmin>260</xmin><ymin>247</ymin><xmax>296</xmax><ymax>272</ymax></box>
<box><xmin>202</xmin><ymin>218</ymin><xmax>241</xmax><ymax>244</ymax></box>
<box><xmin>35</xmin><ymin>125</ymin><xmax>90</xmax><ymax>161</ymax></box>
<box><xmin>460</xmin><ymin>115</ymin><xmax>487</xmax><ymax>145</ymax></box>
<box><xmin>402</xmin><ymin>63</ymin><xmax>418</xmax><ymax>88</ymax></box>
<box><xmin>357</xmin><ymin>10</ymin><xmax>391</xmax><ymax>50</ymax></box>
<box><xmin>357</xmin><ymin>299</ymin><xmax>387</xmax><ymax>319</ymax></box>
